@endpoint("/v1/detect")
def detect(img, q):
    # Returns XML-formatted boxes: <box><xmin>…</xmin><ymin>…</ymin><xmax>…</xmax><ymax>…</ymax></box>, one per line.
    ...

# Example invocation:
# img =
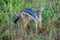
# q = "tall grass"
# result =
<box><xmin>0</xmin><ymin>0</ymin><xmax>60</xmax><ymax>40</ymax></box>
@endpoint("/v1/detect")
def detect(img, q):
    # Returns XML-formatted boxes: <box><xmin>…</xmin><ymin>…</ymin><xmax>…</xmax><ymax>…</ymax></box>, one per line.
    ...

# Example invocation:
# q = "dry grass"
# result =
<box><xmin>0</xmin><ymin>0</ymin><xmax>60</xmax><ymax>40</ymax></box>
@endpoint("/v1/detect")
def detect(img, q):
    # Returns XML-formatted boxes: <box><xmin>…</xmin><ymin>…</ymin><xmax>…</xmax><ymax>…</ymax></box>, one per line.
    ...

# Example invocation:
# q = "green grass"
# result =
<box><xmin>0</xmin><ymin>0</ymin><xmax>60</xmax><ymax>40</ymax></box>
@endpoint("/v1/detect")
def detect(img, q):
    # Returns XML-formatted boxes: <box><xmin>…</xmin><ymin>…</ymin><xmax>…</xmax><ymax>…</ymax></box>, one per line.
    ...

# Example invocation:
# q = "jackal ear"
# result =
<box><xmin>33</xmin><ymin>8</ymin><xmax>44</xmax><ymax>15</ymax></box>
<box><xmin>39</xmin><ymin>7</ymin><xmax>45</xmax><ymax>13</ymax></box>
<box><xmin>38</xmin><ymin>10</ymin><xmax>42</xmax><ymax>15</ymax></box>
<box><xmin>34</xmin><ymin>10</ymin><xmax>41</xmax><ymax>15</ymax></box>
<box><xmin>38</xmin><ymin>8</ymin><xmax>45</xmax><ymax>15</ymax></box>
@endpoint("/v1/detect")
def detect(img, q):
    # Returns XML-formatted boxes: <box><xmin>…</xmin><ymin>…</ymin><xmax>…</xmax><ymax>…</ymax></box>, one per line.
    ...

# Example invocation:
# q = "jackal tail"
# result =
<box><xmin>13</xmin><ymin>13</ymin><xmax>21</xmax><ymax>23</ymax></box>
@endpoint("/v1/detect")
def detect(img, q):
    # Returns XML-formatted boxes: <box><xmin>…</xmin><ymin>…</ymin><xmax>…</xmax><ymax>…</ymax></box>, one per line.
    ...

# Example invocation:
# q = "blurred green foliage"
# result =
<box><xmin>0</xmin><ymin>0</ymin><xmax>60</xmax><ymax>40</ymax></box>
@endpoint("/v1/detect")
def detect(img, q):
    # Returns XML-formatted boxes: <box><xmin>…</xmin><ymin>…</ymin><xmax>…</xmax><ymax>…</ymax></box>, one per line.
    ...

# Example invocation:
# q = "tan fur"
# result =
<box><xmin>19</xmin><ymin>8</ymin><xmax>45</xmax><ymax>34</ymax></box>
<box><xmin>21</xmin><ymin>13</ymin><xmax>30</xmax><ymax>30</ymax></box>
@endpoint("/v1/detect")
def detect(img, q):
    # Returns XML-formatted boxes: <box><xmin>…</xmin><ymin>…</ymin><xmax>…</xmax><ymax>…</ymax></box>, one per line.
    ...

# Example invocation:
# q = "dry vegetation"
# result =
<box><xmin>0</xmin><ymin>0</ymin><xmax>60</xmax><ymax>40</ymax></box>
